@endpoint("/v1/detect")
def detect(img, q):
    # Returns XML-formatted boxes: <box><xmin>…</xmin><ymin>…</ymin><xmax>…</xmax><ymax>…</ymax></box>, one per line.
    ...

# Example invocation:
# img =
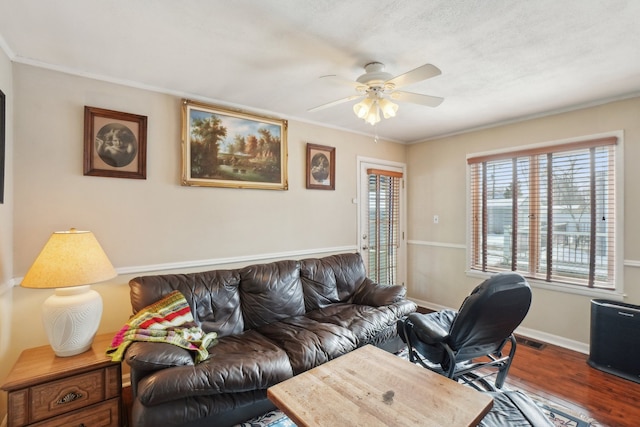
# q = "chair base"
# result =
<box><xmin>399</xmin><ymin>316</ymin><xmax>517</xmax><ymax>390</ymax></box>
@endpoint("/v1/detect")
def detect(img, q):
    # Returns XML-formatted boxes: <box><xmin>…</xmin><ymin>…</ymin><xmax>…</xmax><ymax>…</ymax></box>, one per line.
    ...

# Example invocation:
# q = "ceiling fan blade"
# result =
<box><xmin>386</xmin><ymin>64</ymin><xmax>441</xmax><ymax>89</ymax></box>
<box><xmin>308</xmin><ymin>94</ymin><xmax>363</xmax><ymax>112</ymax></box>
<box><xmin>391</xmin><ymin>91</ymin><xmax>444</xmax><ymax>107</ymax></box>
<box><xmin>319</xmin><ymin>75</ymin><xmax>364</xmax><ymax>89</ymax></box>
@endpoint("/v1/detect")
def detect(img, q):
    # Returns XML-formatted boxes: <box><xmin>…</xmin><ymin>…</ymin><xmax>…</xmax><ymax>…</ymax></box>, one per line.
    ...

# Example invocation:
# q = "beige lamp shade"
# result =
<box><xmin>22</xmin><ymin>228</ymin><xmax>117</xmax><ymax>289</ymax></box>
<box><xmin>21</xmin><ymin>228</ymin><xmax>117</xmax><ymax>356</ymax></box>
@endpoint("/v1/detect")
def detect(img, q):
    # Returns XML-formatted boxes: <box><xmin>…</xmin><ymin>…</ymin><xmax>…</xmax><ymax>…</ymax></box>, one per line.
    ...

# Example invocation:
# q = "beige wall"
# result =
<box><xmin>10</xmin><ymin>63</ymin><xmax>407</xmax><ymax>273</ymax></box>
<box><xmin>0</xmin><ymin>47</ymin><xmax>13</xmax><ymax>422</ymax></box>
<box><xmin>0</xmin><ymin>63</ymin><xmax>406</xmax><ymax>417</ymax></box>
<box><xmin>0</xmin><ymin>49</ymin><xmax>13</xmax><ymax>287</ymax></box>
<box><xmin>406</xmin><ymin>96</ymin><xmax>640</xmax><ymax>349</ymax></box>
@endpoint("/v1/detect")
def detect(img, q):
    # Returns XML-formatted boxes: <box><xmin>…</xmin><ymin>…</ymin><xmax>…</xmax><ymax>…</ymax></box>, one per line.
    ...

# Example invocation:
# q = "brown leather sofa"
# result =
<box><xmin>125</xmin><ymin>252</ymin><xmax>417</xmax><ymax>427</ymax></box>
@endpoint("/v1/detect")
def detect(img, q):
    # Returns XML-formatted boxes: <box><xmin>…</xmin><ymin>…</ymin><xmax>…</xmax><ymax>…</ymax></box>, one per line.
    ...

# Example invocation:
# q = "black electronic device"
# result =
<box><xmin>588</xmin><ymin>299</ymin><xmax>640</xmax><ymax>383</ymax></box>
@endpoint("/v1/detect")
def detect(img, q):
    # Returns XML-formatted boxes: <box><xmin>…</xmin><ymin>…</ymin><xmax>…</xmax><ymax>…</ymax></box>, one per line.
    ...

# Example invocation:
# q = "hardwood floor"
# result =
<box><xmin>506</xmin><ymin>337</ymin><xmax>640</xmax><ymax>427</ymax></box>
<box><xmin>122</xmin><ymin>338</ymin><xmax>640</xmax><ymax>427</ymax></box>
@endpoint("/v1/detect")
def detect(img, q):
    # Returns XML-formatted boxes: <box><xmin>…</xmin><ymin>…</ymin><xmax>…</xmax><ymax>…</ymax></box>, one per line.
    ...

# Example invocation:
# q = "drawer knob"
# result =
<box><xmin>56</xmin><ymin>391</ymin><xmax>83</xmax><ymax>405</ymax></box>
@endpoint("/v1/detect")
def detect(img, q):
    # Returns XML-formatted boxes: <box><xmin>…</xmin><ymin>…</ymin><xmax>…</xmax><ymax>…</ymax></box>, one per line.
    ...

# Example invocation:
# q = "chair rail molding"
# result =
<box><xmin>12</xmin><ymin>245</ymin><xmax>359</xmax><ymax>285</ymax></box>
<box><xmin>408</xmin><ymin>240</ymin><xmax>466</xmax><ymax>250</ymax></box>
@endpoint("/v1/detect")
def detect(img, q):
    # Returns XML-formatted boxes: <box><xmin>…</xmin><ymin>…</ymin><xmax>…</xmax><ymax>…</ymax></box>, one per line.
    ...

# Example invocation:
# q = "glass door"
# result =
<box><xmin>358</xmin><ymin>159</ymin><xmax>405</xmax><ymax>286</ymax></box>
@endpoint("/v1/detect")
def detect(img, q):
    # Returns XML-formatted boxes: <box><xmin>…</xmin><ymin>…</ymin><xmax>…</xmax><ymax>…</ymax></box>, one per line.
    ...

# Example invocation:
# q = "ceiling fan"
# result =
<box><xmin>309</xmin><ymin>62</ymin><xmax>444</xmax><ymax>125</ymax></box>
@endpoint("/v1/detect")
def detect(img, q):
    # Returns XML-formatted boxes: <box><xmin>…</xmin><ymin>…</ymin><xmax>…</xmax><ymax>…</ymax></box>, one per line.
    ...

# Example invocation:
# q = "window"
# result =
<box><xmin>468</xmin><ymin>136</ymin><xmax>618</xmax><ymax>290</ymax></box>
<box><xmin>367</xmin><ymin>169</ymin><xmax>402</xmax><ymax>285</ymax></box>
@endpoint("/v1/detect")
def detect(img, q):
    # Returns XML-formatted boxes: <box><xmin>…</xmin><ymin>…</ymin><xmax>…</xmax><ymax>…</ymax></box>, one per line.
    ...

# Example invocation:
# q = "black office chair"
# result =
<box><xmin>398</xmin><ymin>272</ymin><xmax>532</xmax><ymax>390</ymax></box>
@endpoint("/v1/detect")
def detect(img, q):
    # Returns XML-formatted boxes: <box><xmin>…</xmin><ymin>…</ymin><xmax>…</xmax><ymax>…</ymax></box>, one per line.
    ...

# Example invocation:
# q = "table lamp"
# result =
<box><xmin>21</xmin><ymin>228</ymin><xmax>117</xmax><ymax>357</ymax></box>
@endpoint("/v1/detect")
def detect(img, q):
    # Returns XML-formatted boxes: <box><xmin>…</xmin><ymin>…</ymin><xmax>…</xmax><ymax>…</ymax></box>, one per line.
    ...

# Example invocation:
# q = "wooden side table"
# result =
<box><xmin>1</xmin><ymin>333</ymin><xmax>121</xmax><ymax>427</ymax></box>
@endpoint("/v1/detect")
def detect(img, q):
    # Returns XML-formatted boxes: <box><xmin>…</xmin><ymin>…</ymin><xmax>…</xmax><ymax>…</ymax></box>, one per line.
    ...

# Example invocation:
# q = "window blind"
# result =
<box><xmin>468</xmin><ymin>137</ymin><xmax>617</xmax><ymax>289</ymax></box>
<box><xmin>367</xmin><ymin>169</ymin><xmax>402</xmax><ymax>285</ymax></box>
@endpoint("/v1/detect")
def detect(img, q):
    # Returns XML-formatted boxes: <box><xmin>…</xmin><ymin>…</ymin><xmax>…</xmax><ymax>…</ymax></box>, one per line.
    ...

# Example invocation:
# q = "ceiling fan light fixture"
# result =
<box><xmin>353</xmin><ymin>97</ymin><xmax>375</xmax><ymax>119</ymax></box>
<box><xmin>378</xmin><ymin>98</ymin><xmax>399</xmax><ymax>119</ymax></box>
<box><xmin>364</xmin><ymin>104</ymin><xmax>381</xmax><ymax>125</ymax></box>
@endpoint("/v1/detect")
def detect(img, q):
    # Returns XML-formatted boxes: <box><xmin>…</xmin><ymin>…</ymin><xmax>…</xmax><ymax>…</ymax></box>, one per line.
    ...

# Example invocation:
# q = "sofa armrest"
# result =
<box><xmin>352</xmin><ymin>278</ymin><xmax>407</xmax><ymax>306</ymax></box>
<box><xmin>125</xmin><ymin>342</ymin><xmax>195</xmax><ymax>371</ymax></box>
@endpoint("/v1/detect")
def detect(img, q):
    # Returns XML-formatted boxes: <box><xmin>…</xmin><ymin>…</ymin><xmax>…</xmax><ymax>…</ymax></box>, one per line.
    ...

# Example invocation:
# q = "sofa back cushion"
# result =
<box><xmin>300</xmin><ymin>253</ymin><xmax>367</xmax><ymax>311</ymax></box>
<box><xmin>128</xmin><ymin>254</ymin><xmax>363</xmax><ymax>336</ymax></box>
<box><xmin>129</xmin><ymin>269</ymin><xmax>244</xmax><ymax>337</ymax></box>
<box><xmin>239</xmin><ymin>259</ymin><xmax>305</xmax><ymax>330</ymax></box>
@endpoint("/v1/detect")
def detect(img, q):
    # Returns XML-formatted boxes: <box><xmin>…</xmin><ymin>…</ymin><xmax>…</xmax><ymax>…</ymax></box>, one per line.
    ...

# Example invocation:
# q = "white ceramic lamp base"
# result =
<box><xmin>42</xmin><ymin>285</ymin><xmax>103</xmax><ymax>357</ymax></box>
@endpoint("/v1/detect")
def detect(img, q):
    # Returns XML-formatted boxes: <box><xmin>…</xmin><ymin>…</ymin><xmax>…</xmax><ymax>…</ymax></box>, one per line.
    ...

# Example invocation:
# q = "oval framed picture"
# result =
<box><xmin>83</xmin><ymin>106</ymin><xmax>147</xmax><ymax>179</ymax></box>
<box><xmin>306</xmin><ymin>143</ymin><xmax>335</xmax><ymax>190</ymax></box>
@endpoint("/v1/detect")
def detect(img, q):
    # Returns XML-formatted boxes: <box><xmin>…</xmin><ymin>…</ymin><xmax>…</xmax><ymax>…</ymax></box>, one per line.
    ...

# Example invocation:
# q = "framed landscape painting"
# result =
<box><xmin>83</xmin><ymin>106</ymin><xmax>147</xmax><ymax>179</ymax></box>
<box><xmin>181</xmin><ymin>100</ymin><xmax>288</xmax><ymax>190</ymax></box>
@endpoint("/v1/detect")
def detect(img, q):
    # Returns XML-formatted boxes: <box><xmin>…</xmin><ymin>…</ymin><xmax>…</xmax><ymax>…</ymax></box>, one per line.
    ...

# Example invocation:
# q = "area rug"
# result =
<box><xmin>234</xmin><ymin>349</ymin><xmax>601</xmax><ymax>427</ymax></box>
<box><xmin>531</xmin><ymin>393</ymin><xmax>601</xmax><ymax>427</ymax></box>
<box><xmin>234</xmin><ymin>400</ymin><xmax>599</xmax><ymax>427</ymax></box>
<box><xmin>235</xmin><ymin>410</ymin><xmax>295</xmax><ymax>427</ymax></box>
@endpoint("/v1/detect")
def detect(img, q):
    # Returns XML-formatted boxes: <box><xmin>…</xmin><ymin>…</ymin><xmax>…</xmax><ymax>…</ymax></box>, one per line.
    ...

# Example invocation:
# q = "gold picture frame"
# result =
<box><xmin>83</xmin><ymin>106</ymin><xmax>147</xmax><ymax>179</ymax></box>
<box><xmin>181</xmin><ymin>100</ymin><xmax>288</xmax><ymax>190</ymax></box>
<box><xmin>306</xmin><ymin>143</ymin><xmax>335</xmax><ymax>190</ymax></box>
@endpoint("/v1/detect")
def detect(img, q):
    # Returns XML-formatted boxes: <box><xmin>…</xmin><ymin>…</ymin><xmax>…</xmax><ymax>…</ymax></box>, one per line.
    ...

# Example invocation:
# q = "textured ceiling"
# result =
<box><xmin>1</xmin><ymin>0</ymin><xmax>640</xmax><ymax>143</ymax></box>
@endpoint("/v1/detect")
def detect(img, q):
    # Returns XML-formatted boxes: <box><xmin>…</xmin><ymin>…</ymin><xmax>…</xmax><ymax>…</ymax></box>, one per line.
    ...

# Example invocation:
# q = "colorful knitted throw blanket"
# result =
<box><xmin>106</xmin><ymin>290</ymin><xmax>218</xmax><ymax>363</ymax></box>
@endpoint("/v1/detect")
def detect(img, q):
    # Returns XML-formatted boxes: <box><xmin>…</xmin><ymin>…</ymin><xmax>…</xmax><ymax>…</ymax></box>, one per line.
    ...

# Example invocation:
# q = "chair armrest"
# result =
<box><xmin>125</xmin><ymin>341</ymin><xmax>195</xmax><ymax>371</ymax></box>
<box><xmin>353</xmin><ymin>278</ymin><xmax>407</xmax><ymax>306</ymax></box>
<box><xmin>407</xmin><ymin>312</ymin><xmax>451</xmax><ymax>344</ymax></box>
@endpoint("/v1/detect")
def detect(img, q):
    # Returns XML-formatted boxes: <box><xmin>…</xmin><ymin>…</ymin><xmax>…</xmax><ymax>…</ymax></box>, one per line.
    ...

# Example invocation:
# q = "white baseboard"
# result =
<box><xmin>514</xmin><ymin>326</ymin><xmax>589</xmax><ymax>354</ymax></box>
<box><xmin>409</xmin><ymin>297</ymin><xmax>590</xmax><ymax>355</ymax></box>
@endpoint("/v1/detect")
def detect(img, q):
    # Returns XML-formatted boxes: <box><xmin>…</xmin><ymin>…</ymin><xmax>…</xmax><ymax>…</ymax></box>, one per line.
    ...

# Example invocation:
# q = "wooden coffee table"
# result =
<box><xmin>267</xmin><ymin>344</ymin><xmax>493</xmax><ymax>427</ymax></box>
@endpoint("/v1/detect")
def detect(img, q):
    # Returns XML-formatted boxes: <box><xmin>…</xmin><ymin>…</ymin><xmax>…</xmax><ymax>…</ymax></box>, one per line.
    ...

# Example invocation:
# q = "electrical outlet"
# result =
<box><xmin>433</xmin><ymin>215</ymin><xmax>439</xmax><ymax>224</ymax></box>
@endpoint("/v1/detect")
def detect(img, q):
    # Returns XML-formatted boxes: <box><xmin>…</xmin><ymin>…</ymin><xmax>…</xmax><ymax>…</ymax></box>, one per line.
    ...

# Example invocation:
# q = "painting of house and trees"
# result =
<box><xmin>181</xmin><ymin>100</ymin><xmax>288</xmax><ymax>190</ymax></box>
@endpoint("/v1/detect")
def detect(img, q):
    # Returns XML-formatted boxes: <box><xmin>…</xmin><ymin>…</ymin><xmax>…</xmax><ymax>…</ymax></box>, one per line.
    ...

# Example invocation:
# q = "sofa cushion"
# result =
<box><xmin>352</xmin><ymin>279</ymin><xmax>407</xmax><ymax>306</ymax></box>
<box><xmin>136</xmin><ymin>330</ymin><xmax>293</xmax><ymax>406</ymax></box>
<box><xmin>300</xmin><ymin>253</ymin><xmax>367</xmax><ymax>310</ymax></box>
<box><xmin>132</xmin><ymin>390</ymin><xmax>273</xmax><ymax>427</ymax></box>
<box><xmin>129</xmin><ymin>269</ymin><xmax>244</xmax><ymax>337</ymax></box>
<box><xmin>256</xmin><ymin>316</ymin><xmax>358</xmax><ymax>374</ymax></box>
<box><xmin>239</xmin><ymin>260</ymin><xmax>305</xmax><ymax>329</ymax></box>
<box><xmin>306</xmin><ymin>301</ymin><xmax>417</xmax><ymax>345</ymax></box>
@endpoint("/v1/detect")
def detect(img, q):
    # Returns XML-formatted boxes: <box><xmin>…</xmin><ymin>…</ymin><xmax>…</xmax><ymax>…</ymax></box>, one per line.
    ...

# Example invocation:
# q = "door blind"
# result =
<box><xmin>367</xmin><ymin>168</ymin><xmax>402</xmax><ymax>285</ymax></box>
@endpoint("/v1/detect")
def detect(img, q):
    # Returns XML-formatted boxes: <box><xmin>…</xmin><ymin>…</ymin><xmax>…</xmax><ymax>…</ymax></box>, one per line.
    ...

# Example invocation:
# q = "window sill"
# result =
<box><xmin>465</xmin><ymin>270</ymin><xmax>625</xmax><ymax>301</ymax></box>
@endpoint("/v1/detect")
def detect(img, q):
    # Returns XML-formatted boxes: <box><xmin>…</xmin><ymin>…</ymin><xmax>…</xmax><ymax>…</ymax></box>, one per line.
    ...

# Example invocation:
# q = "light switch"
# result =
<box><xmin>433</xmin><ymin>215</ymin><xmax>439</xmax><ymax>224</ymax></box>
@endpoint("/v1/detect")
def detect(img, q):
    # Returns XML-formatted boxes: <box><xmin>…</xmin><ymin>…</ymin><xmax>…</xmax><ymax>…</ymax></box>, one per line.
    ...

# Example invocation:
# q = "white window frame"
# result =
<box><xmin>465</xmin><ymin>131</ymin><xmax>625</xmax><ymax>300</ymax></box>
